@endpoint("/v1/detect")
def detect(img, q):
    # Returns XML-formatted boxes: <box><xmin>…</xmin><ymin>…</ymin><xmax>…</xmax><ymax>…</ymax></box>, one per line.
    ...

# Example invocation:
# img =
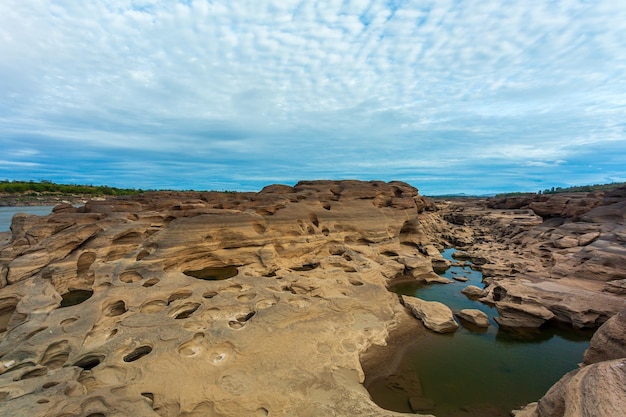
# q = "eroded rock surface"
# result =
<box><xmin>400</xmin><ymin>295</ymin><xmax>459</xmax><ymax>333</ymax></box>
<box><xmin>455</xmin><ymin>309</ymin><xmax>489</xmax><ymax>328</ymax></box>
<box><xmin>0</xmin><ymin>180</ymin><xmax>444</xmax><ymax>417</ymax></box>
<box><xmin>437</xmin><ymin>188</ymin><xmax>626</xmax><ymax>329</ymax></box>
<box><xmin>1</xmin><ymin>181</ymin><xmax>625</xmax><ymax>416</ymax></box>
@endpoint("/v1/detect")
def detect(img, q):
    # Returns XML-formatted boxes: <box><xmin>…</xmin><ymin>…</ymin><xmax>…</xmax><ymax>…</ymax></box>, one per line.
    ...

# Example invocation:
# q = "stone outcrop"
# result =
<box><xmin>512</xmin><ymin>308</ymin><xmax>626</xmax><ymax>417</ymax></box>
<box><xmin>0</xmin><ymin>180</ymin><xmax>446</xmax><ymax>417</ymax></box>
<box><xmin>1</xmin><ymin>180</ymin><xmax>625</xmax><ymax>416</ymax></box>
<box><xmin>436</xmin><ymin>187</ymin><xmax>626</xmax><ymax>329</ymax></box>
<box><xmin>535</xmin><ymin>358</ymin><xmax>626</xmax><ymax>417</ymax></box>
<box><xmin>461</xmin><ymin>285</ymin><xmax>484</xmax><ymax>298</ymax></box>
<box><xmin>400</xmin><ymin>295</ymin><xmax>459</xmax><ymax>333</ymax></box>
<box><xmin>582</xmin><ymin>308</ymin><xmax>626</xmax><ymax>366</ymax></box>
<box><xmin>455</xmin><ymin>309</ymin><xmax>489</xmax><ymax>328</ymax></box>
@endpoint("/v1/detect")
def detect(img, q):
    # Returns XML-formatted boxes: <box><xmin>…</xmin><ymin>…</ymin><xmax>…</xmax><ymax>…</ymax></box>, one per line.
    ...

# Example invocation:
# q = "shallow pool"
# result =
<box><xmin>366</xmin><ymin>249</ymin><xmax>593</xmax><ymax>416</ymax></box>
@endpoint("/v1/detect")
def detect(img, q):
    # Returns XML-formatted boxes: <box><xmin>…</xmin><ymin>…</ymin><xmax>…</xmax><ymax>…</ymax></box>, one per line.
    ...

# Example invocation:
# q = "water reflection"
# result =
<box><xmin>367</xmin><ymin>248</ymin><xmax>593</xmax><ymax>416</ymax></box>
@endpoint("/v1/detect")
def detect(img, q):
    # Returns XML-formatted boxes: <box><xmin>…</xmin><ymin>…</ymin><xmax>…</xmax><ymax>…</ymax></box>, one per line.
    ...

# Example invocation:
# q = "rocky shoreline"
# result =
<box><xmin>0</xmin><ymin>180</ymin><xmax>624</xmax><ymax>416</ymax></box>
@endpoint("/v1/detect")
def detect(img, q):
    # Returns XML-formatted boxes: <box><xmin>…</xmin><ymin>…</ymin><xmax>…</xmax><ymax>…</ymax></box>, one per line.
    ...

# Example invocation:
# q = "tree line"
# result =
<box><xmin>0</xmin><ymin>180</ymin><xmax>143</xmax><ymax>196</ymax></box>
<box><xmin>495</xmin><ymin>181</ymin><xmax>626</xmax><ymax>198</ymax></box>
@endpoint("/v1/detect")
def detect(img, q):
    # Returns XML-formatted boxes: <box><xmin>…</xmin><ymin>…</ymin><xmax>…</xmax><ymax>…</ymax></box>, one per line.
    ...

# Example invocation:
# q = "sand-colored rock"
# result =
<box><xmin>583</xmin><ymin>308</ymin><xmax>626</xmax><ymax>365</ymax></box>
<box><xmin>0</xmin><ymin>180</ymin><xmax>444</xmax><ymax>417</ymax></box>
<box><xmin>455</xmin><ymin>309</ymin><xmax>489</xmax><ymax>327</ymax></box>
<box><xmin>400</xmin><ymin>295</ymin><xmax>459</xmax><ymax>333</ymax></box>
<box><xmin>534</xmin><ymin>358</ymin><xmax>626</xmax><ymax>417</ymax></box>
<box><xmin>461</xmin><ymin>285</ymin><xmax>484</xmax><ymax>298</ymax></box>
<box><xmin>1</xmin><ymin>181</ymin><xmax>625</xmax><ymax>416</ymax></box>
<box><xmin>435</xmin><ymin>188</ymin><xmax>626</xmax><ymax>328</ymax></box>
<box><xmin>513</xmin><ymin>307</ymin><xmax>626</xmax><ymax>417</ymax></box>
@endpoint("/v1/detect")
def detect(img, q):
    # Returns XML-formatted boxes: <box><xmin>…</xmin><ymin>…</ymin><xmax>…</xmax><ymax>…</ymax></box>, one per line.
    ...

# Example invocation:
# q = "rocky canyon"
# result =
<box><xmin>0</xmin><ymin>180</ymin><xmax>624</xmax><ymax>416</ymax></box>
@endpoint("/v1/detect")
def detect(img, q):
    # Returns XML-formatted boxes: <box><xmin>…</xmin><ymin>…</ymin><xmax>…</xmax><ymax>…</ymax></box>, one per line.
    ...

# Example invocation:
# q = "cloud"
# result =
<box><xmin>0</xmin><ymin>0</ymin><xmax>625</xmax><ymax>194</ymax></box>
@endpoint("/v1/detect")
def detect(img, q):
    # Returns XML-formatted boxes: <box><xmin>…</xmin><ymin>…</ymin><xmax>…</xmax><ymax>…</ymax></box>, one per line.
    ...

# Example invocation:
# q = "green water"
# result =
<box><xmin>368</xmin><ymin>249</ymin><xmax>593</xmax><ymax>416</ymax></box>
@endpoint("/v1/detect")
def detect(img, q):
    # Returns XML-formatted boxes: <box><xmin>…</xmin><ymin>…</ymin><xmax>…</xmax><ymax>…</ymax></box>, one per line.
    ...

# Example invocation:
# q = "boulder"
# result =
<box><xmin>455</xmin><ymin>309</ymin><xmax>489</xmax><ymax>327</ymax></box>
<box><xmin>494</xmin><ymin>302</ymin><xmax>555</xmax><ymax>328</ymax></box>
<box><xmin>536</xmin><ymin>358</ymin><xmax>626</xmax><ymax>417</ymax></box>
<box><xmin>401</xmin><ymin>295</ymin><xmax>459</xmax><ymax>333</ymax></box>
<box><xmin>461</xmin><ymin>285</ymin><xmax>484</xmax><ymax>298</ymax></box>
<box><xmin>583</xmin><ymin>308</ymin><xmax>626</xmax><ymax>365</ymax></box>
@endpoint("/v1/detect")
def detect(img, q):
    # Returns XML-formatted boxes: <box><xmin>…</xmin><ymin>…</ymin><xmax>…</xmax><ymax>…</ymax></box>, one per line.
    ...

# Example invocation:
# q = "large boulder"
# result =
<box><xmin>536</xmin><ymin>358</ymin><xmax>626</xmax><ymax>417</ymax></box>
<box><xmin>583</xmin><ymin>308</ymin><xmax>626</xmax><ymax>365</ymax></box>
<box><xmin>401</xmin><ymin>295</ymin><xmax>459</xmax><ymax>333</ymax></box>
<box><xmin>494</xmin><ymin>302</ymin><xmax>555</xmax><ymax>328</ymax></box>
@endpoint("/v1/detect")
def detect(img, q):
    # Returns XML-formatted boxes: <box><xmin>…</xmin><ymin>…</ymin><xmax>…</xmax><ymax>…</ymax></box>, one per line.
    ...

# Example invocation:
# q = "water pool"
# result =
<box><xmin>366</xmin><ymin>249</ymin><xmax>593</xmax><ymax>416</ymax></box>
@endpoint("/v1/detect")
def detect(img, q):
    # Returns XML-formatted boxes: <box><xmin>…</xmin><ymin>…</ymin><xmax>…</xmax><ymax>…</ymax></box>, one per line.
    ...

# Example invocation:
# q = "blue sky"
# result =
<box><xmin>1</xmin><ymin>0</ymin><xmax>625</xmax><ymax>195</ymax></box>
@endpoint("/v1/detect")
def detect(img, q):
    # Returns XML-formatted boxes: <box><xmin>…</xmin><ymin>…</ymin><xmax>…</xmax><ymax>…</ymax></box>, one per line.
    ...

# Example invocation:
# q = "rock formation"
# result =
<box><xmin>0</xmin><ymin>180</ymin><xmax>446</xmax><ymax>417</ymax></box>
<box><xmin>455</xmin><ymin>309</ymin><xmax>489</xmax><ymax>328</ymax></box>
<box><xmin>400</xmin><ymin>295</ymin><xmax>459</xmax><ymax>333</ymax></box>
<box><xmin>513</xmin><ymin>308</ymin><xmax>626</xmax><ymax>417</ymax></box>
<box><xmin>436</xmin><ymin>187</ymin><xmax>626</xmax><ymax>329</ymax></box>
<box><xmin>1</xmin><ymin>180</ymin><xmax>625</xmax><ymax>416</ymax></box>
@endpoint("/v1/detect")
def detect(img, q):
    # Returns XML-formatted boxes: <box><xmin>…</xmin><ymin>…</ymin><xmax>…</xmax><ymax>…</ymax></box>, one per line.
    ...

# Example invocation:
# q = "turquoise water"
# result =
<box><xmin>367</xmin><ymin>249</ymin><xmax>593</xmax><ymax>416</ymax></box>
<box><xmin>0</xmin><ymin>206</ymin><xmax>55</xmax><ymax>232</ymax></box>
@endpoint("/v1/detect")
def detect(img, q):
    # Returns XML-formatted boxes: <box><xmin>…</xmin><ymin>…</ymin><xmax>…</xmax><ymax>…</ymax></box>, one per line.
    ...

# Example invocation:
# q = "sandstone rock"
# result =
<box><xmin>455</xmin><ymin>309</ymin><xmax>489</xmax><ymax>327</ymax></box>
<box><xmin>604</xmin><ymin>279</ymin><xmax>626</xmax><ymax>295</ymax></box>
<box><xmin>511</xmin><ymin>402</ymin><xmax>538</xmax><ymax>417</ymax></box>
<box><xmin>536</xmin><ymin>358</ymin><xmax>626</xmax><ymax>417</ymax></box>
<box><xmin>494</xmin><ymin>302</ymin><xmax>555</xmax><ymax>328</ymax></box>
<box><xmin>482</xmin><ymin>279</ymin><xmax>624</xmax><ymax>329</ymax></box>
<box><xmin>452</xmin><ymin>275</ymin><xmax>469</xmax><ymax>282</ymax></box>
<box><xmin>461</xmin><ymin>285</ymin><xmax>484</xmax><ymax>298</ymax></box>
<box><xmin>401</xmin><ymin>295</ymin><xmax>459</xmax><ymax>333</ymax></box>
<box><xmin>583</xmin><ymin>308</ymin><xmax>626</xmax><ymax>365</ymax></box>
<box><xmin>0</xmin><ymin>180</ymin><xmax>443</xmax><ymax>417</ymax></box>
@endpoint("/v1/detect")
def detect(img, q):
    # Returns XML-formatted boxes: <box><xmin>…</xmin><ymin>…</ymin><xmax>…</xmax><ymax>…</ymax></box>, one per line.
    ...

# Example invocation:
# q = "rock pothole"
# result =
<box><xmin>123</xmin><ymin>346</ymin><xmax>152</xmax><ymax>362</ymax></box>
<box><xmin>142</xmin><ymin>278</ymin><xmax>159</xmax><ymax>287</ymax></box>
<box><xmin>41</xmin><ymin>340</ymin><xmax>70</xmax><ymax>369</ymax></box>
<box><xmin>168</xmin><ymin>303</ymin><xmax>201</xmax><ymax>320</ymax></box>
<box><xmin>74</xmin><ymin>354</ymin><xmax>105</xmax><ymax>371</ymax></box>
<box><xmin>59</xmin><ymin>290</ymin><xmax>93</xmax><ymax>308</ymax></box>
<box><xmin>183</xmin><ymin>265</ymin><xmax>239</xmax><ymax>280</ymax></box>
<box><xmin>103</xmin><ymin>300</ymin><xmax>127</xmax><ymax>317</ymax></box>
<box><xmin>167</xmin><ymin>290</ymin><xmax>193</xmax><ymax>304</ymax></box>
<box><xmin>0</xmin><ymin>297</ymin><xmax>19</xmax><ymax>333</ymax></box>
<box><xmin>140</xmin><ymin>300</ymin><xmax>167</xmax><ymax>314</ymax></box>
<box><xmin>119</xmin><ymin>271</ymin><xmax>143</xmax><ymax>283</ymax></box>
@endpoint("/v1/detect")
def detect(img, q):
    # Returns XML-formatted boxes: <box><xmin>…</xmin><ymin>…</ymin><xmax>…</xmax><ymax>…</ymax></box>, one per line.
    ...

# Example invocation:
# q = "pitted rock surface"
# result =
<box><xmin>1</xmin><ymin>180</ymin><xmax>625</xmax><ymax>416</ymax></box>
<box><xmin>0</xmin><ymin>180</ymin><xmax>442</xmax><ymax>417</ymax></box>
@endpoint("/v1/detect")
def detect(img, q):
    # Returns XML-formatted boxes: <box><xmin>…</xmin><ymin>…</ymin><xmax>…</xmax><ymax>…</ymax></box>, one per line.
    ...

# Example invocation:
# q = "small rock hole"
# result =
<box><xmin>104</xmin><ymin>300</ymin><xmax>127</xmax><ymax>317</ymax></box>
<box><xmin>142</xmin><ymin>278</ymin><xmax>159</xmax><ymax>287</ymax></box>
<box><xmin>74</xmin><ymin>354</ymin><xmax>104</xmax><ymax>371</ymax></box>
<box><xmin>183</xmin><ymin>265</ymin><xmax>239</xmax><ymax>280</ymax></box>
<box><xmin>174</xmin><ymin>304</ymin><xmax>200</xmax><ymax>320</ymax></box>
<box><xmin>123</xmin><ymin>346</ymin><xmax>152</xmax><ymax>362</ymax></box>
<box><xmin>59</xmin><ymin>290</ymin><xmax>93</xmax><ymax>308</ymax></box>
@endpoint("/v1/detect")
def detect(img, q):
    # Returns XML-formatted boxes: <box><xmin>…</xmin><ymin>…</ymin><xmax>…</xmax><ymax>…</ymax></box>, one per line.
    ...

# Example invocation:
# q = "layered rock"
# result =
<box><xmin>1</xmin><ymin>180</ymin><xmax>625</xmax><ymax>416</ymax></box>
<box><xmin>582</xmin><ymin>308</ymin><xmax>626</xmax><ymax>366</ymax></box>
<box><xmin>514</xmin><ymin>308</ymin><xmax>626</xmax><ymax>417</ymax></box>
<box><xmin>0</xmin><ymin>180</ymin><xmax>444</xmax><ymax>417</ymax></box>
<box><xmin>400</xmin><ymin>295</ymin><xmax>459</xmax><ymax>333</ymax></box>
<box><xmin>436</xmin><ymin>188</ymin><xmax>626</xmax><ymax>328</ymax></box>
<box><xmin>455</xmin><ymin>309</ymin><xmax>489</xmax><ymax>328</ymax></box>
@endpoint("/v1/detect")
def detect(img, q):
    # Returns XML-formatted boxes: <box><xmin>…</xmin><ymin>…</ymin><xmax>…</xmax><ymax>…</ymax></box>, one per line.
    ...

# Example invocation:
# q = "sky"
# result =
<box><xmin>1</xmin><ymin>0</ymin><xmax>625</xmax><ymax>195</ymax></box>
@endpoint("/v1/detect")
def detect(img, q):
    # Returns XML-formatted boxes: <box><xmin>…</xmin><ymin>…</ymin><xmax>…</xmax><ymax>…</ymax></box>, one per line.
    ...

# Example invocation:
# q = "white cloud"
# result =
<box><xmin>0</xmin><ymin>0</ymin><xmax>625</xmax><ymax>194</ymax></box>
